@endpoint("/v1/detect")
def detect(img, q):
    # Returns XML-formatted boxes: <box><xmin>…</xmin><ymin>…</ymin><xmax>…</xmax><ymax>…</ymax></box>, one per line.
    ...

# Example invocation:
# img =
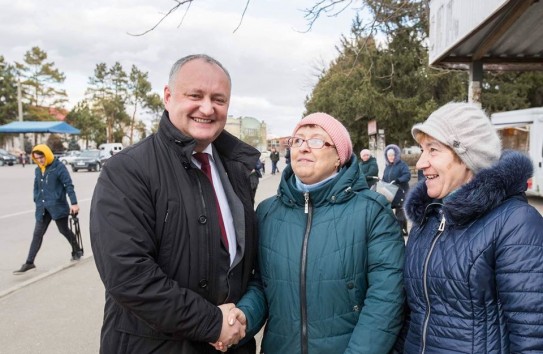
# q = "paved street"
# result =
<box><xmin>0</xmin><ymin>160</ymin><xmax>542</xmax><ymax>353</ymax></box>
<box><xmin>0</xmin><ymin>160</ymin><xmax>281</xmax><ymax>353</ymax></box>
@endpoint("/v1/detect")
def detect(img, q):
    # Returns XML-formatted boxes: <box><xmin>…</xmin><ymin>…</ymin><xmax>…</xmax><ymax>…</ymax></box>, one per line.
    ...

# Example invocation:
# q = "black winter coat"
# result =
<box><xmin>90</xmin><ymin>111</ymin><xmax>260</xmax><ymax>354</ymax></box>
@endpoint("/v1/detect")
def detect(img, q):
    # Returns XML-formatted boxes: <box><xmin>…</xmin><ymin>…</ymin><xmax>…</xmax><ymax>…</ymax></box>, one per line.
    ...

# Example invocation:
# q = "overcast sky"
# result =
<box><xmin>0</xmin><ymin>0</ymin><xmax>356</xmax><ymax>137</ymax></box>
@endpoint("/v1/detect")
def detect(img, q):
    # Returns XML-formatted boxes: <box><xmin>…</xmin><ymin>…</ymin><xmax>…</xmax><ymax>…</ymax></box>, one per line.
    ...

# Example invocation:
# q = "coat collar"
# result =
<box><xmin>405</xmin><ymin>150</ymin><xmax>533</xmax><ymax>226</ymax></box>
<box><xmin>277</xmin><ymin>154</ymin><xmax>368</xmax><ymax>208</ymax></box>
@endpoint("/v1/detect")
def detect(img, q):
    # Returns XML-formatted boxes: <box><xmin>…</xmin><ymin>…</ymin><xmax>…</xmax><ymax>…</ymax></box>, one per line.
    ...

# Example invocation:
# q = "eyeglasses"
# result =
<box><xmin>287</xmin><ymin>137</ymin><xmax>335</xmax><ymax>149</ymax></box>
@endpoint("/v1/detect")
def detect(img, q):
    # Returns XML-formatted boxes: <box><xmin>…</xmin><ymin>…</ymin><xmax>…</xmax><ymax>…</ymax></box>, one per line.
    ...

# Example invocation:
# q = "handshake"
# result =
<box><xmin>210</xmin><ymin>303</ymin><xmax>247</xmax><ymax>352</ymax></box>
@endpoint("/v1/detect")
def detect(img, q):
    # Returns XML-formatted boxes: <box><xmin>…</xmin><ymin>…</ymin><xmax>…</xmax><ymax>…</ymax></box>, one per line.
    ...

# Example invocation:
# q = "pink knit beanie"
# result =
<box><xmin>293</xmin><ymin>112</ymin><xmax>353</xmax><ymax>165</ymax></box>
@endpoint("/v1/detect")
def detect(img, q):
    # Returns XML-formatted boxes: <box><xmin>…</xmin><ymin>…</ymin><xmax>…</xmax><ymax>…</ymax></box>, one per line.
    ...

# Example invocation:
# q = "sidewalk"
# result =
<box><xmin>1</xmin><ymin>162</ymin><xmax>542</xmax><ymax>353</ymax></box>
<box><xmin>0</xmin><ymin>167</ymin><xmax>281</xmax><ymax>353</ymax></box>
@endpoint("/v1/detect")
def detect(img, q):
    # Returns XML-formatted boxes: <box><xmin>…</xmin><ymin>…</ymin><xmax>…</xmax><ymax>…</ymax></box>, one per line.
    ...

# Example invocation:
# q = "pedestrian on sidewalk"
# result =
<box><xmin>249</xmin><ymin>159</ymin><xmax>263</xmax><ymax>204</ymax></box>
<box><xmin>259</xmin><ymin>154</ymin><xmax>266</xmax><ymax>175</ymax></box>
<box><xmin>270</xmin><ymin>147</ymin><xmax>280</xmax><ymax>175</ymax></box>
<box><xmin>13</xmin><ymin>144</ymin><xmax>82</xmax><ymax>275</ymax></box>
<box><xmin>226</xmin><ymin>112</ymin><xmax>405</xmax><ymax>354</ymax></box>
<box><xmin>90</xmin><ymin>54</ymin><xmax>259</xmax><ymax>353</ymax></box>
<box><xmin>19</xmin><ymin>152</ymin><xmax>27</xmax><ymax>167</ymax></box>
<box><xmin>397</xmin><ymin>102</ymin><xmax>543</xmax><ymax>353</ymax></box>
<box><xmin>382</xmin><ymin>144</ymin><xmax>411</xmax><ymax>236</ymax></box>
<box><xmin>358</xmin><ymin>148</ymin><xmax>379</xmax><ymax>188</ymax></box>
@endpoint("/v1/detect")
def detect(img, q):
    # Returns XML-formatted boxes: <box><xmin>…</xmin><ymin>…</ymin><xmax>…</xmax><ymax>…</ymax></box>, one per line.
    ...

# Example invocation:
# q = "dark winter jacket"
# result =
<box><xmin>90</xmin><ymin>111</ymin><xmax>260</xmax><ymax>354</ymax></box>
<box><xmin>382</xmin><ymin>144</ymin><xmax>411</xmax><ymax>207</ymax></box>
<box><xmin>32</xmin><ymin>144</ymin><xmax>77</xmax><ymax>221</ymax></box>
<box><xmin>269</xmin><ymin>151</ymin><xmax>280</xmax><ymax>163</ymax></box>
<box><xmin>237</xmin><ymin>155</ymin><xmax>405</xmax><ymax>354</ymax></box>
<box><xmin>358</xmin><ymin>156</ymin><xmax>379</xmax><ymax>188</ymax></box>
<box><xmin>401</xmin><ymin>151</ymin><xmax>543</xmax><ymax>353</ymax></box>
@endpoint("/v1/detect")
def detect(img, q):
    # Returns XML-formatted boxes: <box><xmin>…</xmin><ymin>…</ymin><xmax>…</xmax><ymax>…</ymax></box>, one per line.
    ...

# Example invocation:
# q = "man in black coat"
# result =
<box><xmin>90</xmin><ymin>54</ymin><xmax>260</xmax><ymax>354</ymax></box>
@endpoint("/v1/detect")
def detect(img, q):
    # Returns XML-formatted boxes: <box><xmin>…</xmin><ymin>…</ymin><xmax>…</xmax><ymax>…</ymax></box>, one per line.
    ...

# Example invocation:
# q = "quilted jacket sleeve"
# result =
<box><xmin>236</xmin><ymin>267</ymin><xmax>267</xmax><ymax>341</ymax></box>
<box><xmin>345</xmin><ymin>198</ymin><xmax>406</xmax><ymax>354</ymax></box>
<box><xmin>496</xmin><ymin>203</ymin><xmax>543</xmax><ymax>353</ymax></box>
<box><xmin>236</xmin><ymin>199</ymin><xmax>271</xmax><ymax>340</ymax></box>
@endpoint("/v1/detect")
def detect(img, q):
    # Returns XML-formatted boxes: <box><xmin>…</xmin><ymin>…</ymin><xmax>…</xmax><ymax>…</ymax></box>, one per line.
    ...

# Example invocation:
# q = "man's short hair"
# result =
<box><xmin>168</xmin><ymin>54</ymin><xmax>231</xmax><ymax>89</ymax></box>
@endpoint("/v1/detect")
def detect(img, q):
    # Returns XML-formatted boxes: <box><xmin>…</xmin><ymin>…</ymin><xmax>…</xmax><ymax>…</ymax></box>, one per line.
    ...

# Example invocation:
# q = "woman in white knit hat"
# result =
<box><xmin>218</xmin><ymin>112</ymin><xmax>405</xmax><ymax>354</ymax></box>
<box><xmin>397</xmin><ymin>102</ymin><xmax>543</xmax><ymax>353</ymax></box>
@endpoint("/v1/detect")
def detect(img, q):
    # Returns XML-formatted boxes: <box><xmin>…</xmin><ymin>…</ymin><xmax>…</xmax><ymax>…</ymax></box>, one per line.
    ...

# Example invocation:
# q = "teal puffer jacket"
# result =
<box><xmin>237</xmin><ymin>155</ymin><xmax>405</xmax><ymax>354</ymax></box>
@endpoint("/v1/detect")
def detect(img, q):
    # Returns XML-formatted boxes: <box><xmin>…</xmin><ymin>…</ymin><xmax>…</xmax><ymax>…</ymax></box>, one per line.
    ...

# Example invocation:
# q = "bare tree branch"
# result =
<box><xmin>176</xmin><ymin>0</ymin><xmax>193</xmax><ymax>29</ymax></box>
<box><xmin>127</xmin><ymin>0</ymin><xmax>194</xmax><ymax>37</ymax></box>
<box><xmin>128</xmin><ymin>0</ymin><xmax>253</xmax><ymax>36</ymax></box>
<box><xmin>233</xmin><ymin>0</ymin><xmax>251</xmax><ymax>33</ymax></box>
<box><xmin>303</xmin><ymin>0</ymin><xmax>355</xmax><ymax>33</ymax></box>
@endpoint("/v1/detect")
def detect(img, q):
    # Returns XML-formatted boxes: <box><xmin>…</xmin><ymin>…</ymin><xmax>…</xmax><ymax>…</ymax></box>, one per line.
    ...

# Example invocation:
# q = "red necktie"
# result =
<box><xmin>193</xmin><ymin>153</ymin><xmax>229</xmax><ymax>250</ymax></box>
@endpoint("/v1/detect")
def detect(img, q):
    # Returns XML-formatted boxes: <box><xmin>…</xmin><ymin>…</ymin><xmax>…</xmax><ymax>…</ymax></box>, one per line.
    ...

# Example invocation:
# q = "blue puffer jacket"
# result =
<box><xmin>383</xmin><ymin>144</ymin><xmax>411</xmax><ymax>207</ymax></box>
<box><xmin>33</xmin><ymin>146</ymin><xmax>77</xmax><ymax>221</ymax></box>
<box><xmin>237</xmin><ymin>155</ymin><xmax>405</xmax><ymax>354</ymax></box>
<box><xmin>402</xmin><ymin>151</ymin><xmax>543</xmax><ymax>353</ymax></box>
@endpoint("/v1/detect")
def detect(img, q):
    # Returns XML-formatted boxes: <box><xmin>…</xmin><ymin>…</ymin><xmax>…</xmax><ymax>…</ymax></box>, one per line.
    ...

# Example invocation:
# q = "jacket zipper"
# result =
<box><xmin>421</xmin><ymin>212</ymin><xmax>446</xmax><ymax>353</ymax></box>
<box><xmin>300</xmin><ymin>192</ymin><xmax>312</xmax><ymax>354</ymax></box>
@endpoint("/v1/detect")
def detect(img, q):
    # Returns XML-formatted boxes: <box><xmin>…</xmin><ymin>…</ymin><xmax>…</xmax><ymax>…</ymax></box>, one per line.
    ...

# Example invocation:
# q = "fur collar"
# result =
<box><xmin>405</xmin><ymin>150</ymin><xmax>533</xmax><ymax>226</ymax></box>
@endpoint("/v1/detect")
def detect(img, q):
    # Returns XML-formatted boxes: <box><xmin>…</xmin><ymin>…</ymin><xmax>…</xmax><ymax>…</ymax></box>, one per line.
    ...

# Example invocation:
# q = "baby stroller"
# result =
<box><xmin>371</xmin><ymin>178</ymin><xmax>408</xmax><ymax>236</ymax></box>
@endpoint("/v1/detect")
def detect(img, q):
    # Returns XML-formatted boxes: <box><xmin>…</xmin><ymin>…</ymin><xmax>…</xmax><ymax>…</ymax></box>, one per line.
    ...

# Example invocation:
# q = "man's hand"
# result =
<box><xmin>209</xmin><ymin>304</ymin><xmax>247</xmax><ymax>352</ymax></box>
<box><xmin>70</xmin><ymin>205</ymin><xmax>80</xmax><ymax>216</ymax></box>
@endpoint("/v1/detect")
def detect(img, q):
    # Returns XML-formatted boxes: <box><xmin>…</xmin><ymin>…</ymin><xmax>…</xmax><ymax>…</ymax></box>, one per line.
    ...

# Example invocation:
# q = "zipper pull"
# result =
<box><xmin>304</xmin><ymin>192</ymin><xmax>309</xmax><ymax>214</ymax></box>
<box><xmin>438</xmin><ymin>214</ymin><xmax>446</xmax><ymax>232</ymax></box>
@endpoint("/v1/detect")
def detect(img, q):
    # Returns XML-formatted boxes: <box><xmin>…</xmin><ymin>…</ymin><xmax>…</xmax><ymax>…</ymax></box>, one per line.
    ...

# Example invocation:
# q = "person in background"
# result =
<box><xmin>90</xmin><ymin>54</ymin><xmax>259</xmax><ymax>353</ymax></box>
<box><xmin>399</xmin><ymin>102</ymin><xmax>543</xmax><ymax>353</ymax></box>
<box><xmin>382</xmin><ymin>144</ymin><xmax>411</xmax><ymax>235</ymax></box>
<box><xmin>249</xmin><ymin>159</ymin><xmax>263</xmax><ymax>204</ymax></box>
<box><xmin>284</xmin><ymin>147</ymin><xmax>291</xmax><ymax>165</ymax></box>
<box><xmin>19</xmin><ymin>152</ymin><xmax>27</xmax><ymax>167</ymax></box>
<box><xmin>13</xmin><ymin>144</ymin><xmax>82</xmax><ymax>275</ymax></box>
<box><xmin>222</xmin><ymin>112</ymin><xmax>405</xmax><ymax>354</ymax></box>
<box><xmin>358</xmin><ymin>148</ymin><xmax>379</xmax><ymax>188</ymax></box>
<box><xmin>259</xmin><ymin>153</ymin><xmax>266</xmax><ymax>175</ymax></box>
<box><xmin>270</xmin><ymin>147</ymin><xmax>280</xmax><ymax>175</ymax></box>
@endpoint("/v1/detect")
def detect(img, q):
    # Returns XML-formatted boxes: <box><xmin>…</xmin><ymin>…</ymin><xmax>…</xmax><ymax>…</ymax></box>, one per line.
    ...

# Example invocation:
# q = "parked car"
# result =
<box><xmin>0</xmin><ymin>148</ymin><xmax>17</xmax><ymax>166</ymax></box>
<box><xmin>71</xmin><ymin>149</ymin><xmax>106</xmax><ymax>172</ymax></box>
<box><xmin>59</xmin><ymin>150</ymin><xmax>81</xmax><ymax>165</ymax></box>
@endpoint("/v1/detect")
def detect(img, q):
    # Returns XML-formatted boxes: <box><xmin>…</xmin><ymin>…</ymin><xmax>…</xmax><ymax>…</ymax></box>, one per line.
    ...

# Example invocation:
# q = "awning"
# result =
<box><xmin>0</xmin><ymin>121</ymin><xmax>80</xmax><ymax>134</ymax></box>
<box><xmin>429</xmin><ymin>0</ymin><xmax>543</xmax><ymax>71</ymax></box>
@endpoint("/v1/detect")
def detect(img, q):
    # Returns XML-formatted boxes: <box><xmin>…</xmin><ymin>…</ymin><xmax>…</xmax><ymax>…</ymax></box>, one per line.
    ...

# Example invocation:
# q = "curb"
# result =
<box><xmin>0</xmin><ymin>255</ymin><xmax>94</xmax><ymax>300</ymax></box>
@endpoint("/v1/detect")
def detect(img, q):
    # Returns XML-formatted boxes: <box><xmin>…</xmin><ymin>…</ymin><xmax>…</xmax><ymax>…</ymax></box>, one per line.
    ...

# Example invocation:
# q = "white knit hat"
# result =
<box><xmin>411</xmin><ymin>102</ymin><xmax>502</xmax><ymax>173</ymax></box>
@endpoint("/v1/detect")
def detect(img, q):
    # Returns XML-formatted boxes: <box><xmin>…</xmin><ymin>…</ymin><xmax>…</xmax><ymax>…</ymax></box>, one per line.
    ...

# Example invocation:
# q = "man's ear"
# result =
<box><xmin>163</xmin><ymin>85</ymin><xmax>171</xmax><ymax>106</ymax></box>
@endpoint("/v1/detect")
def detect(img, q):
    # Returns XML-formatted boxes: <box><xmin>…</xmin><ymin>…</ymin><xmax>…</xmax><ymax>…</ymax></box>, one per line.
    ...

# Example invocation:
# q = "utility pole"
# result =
<box><xmin>17</xmin><ymin>79</ymin><xmax>24</xmax><ymax>151</ymax></box>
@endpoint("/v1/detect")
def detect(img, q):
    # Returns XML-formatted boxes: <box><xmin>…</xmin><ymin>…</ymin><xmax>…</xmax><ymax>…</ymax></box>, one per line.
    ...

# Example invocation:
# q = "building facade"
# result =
<box><xmin>225</xmin><ymin>116</ymin><xmax>267</xmax><ymax>151</ymax></box>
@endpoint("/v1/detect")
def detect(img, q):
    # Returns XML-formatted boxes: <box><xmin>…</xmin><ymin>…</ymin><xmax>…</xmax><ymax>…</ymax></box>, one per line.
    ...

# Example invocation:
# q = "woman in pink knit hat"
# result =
<box><xmin>223</xmin><ymin>112</ymin><xmax>405</xmax><ymax>354</ymax></box>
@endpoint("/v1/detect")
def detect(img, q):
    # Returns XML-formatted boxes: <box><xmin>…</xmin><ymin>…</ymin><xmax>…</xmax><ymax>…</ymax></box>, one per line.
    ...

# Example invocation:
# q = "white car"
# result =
<box><xmin>59</xmin><ymin>150</ymin><xmax>81</xmax><ymax>165</ymax></box>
